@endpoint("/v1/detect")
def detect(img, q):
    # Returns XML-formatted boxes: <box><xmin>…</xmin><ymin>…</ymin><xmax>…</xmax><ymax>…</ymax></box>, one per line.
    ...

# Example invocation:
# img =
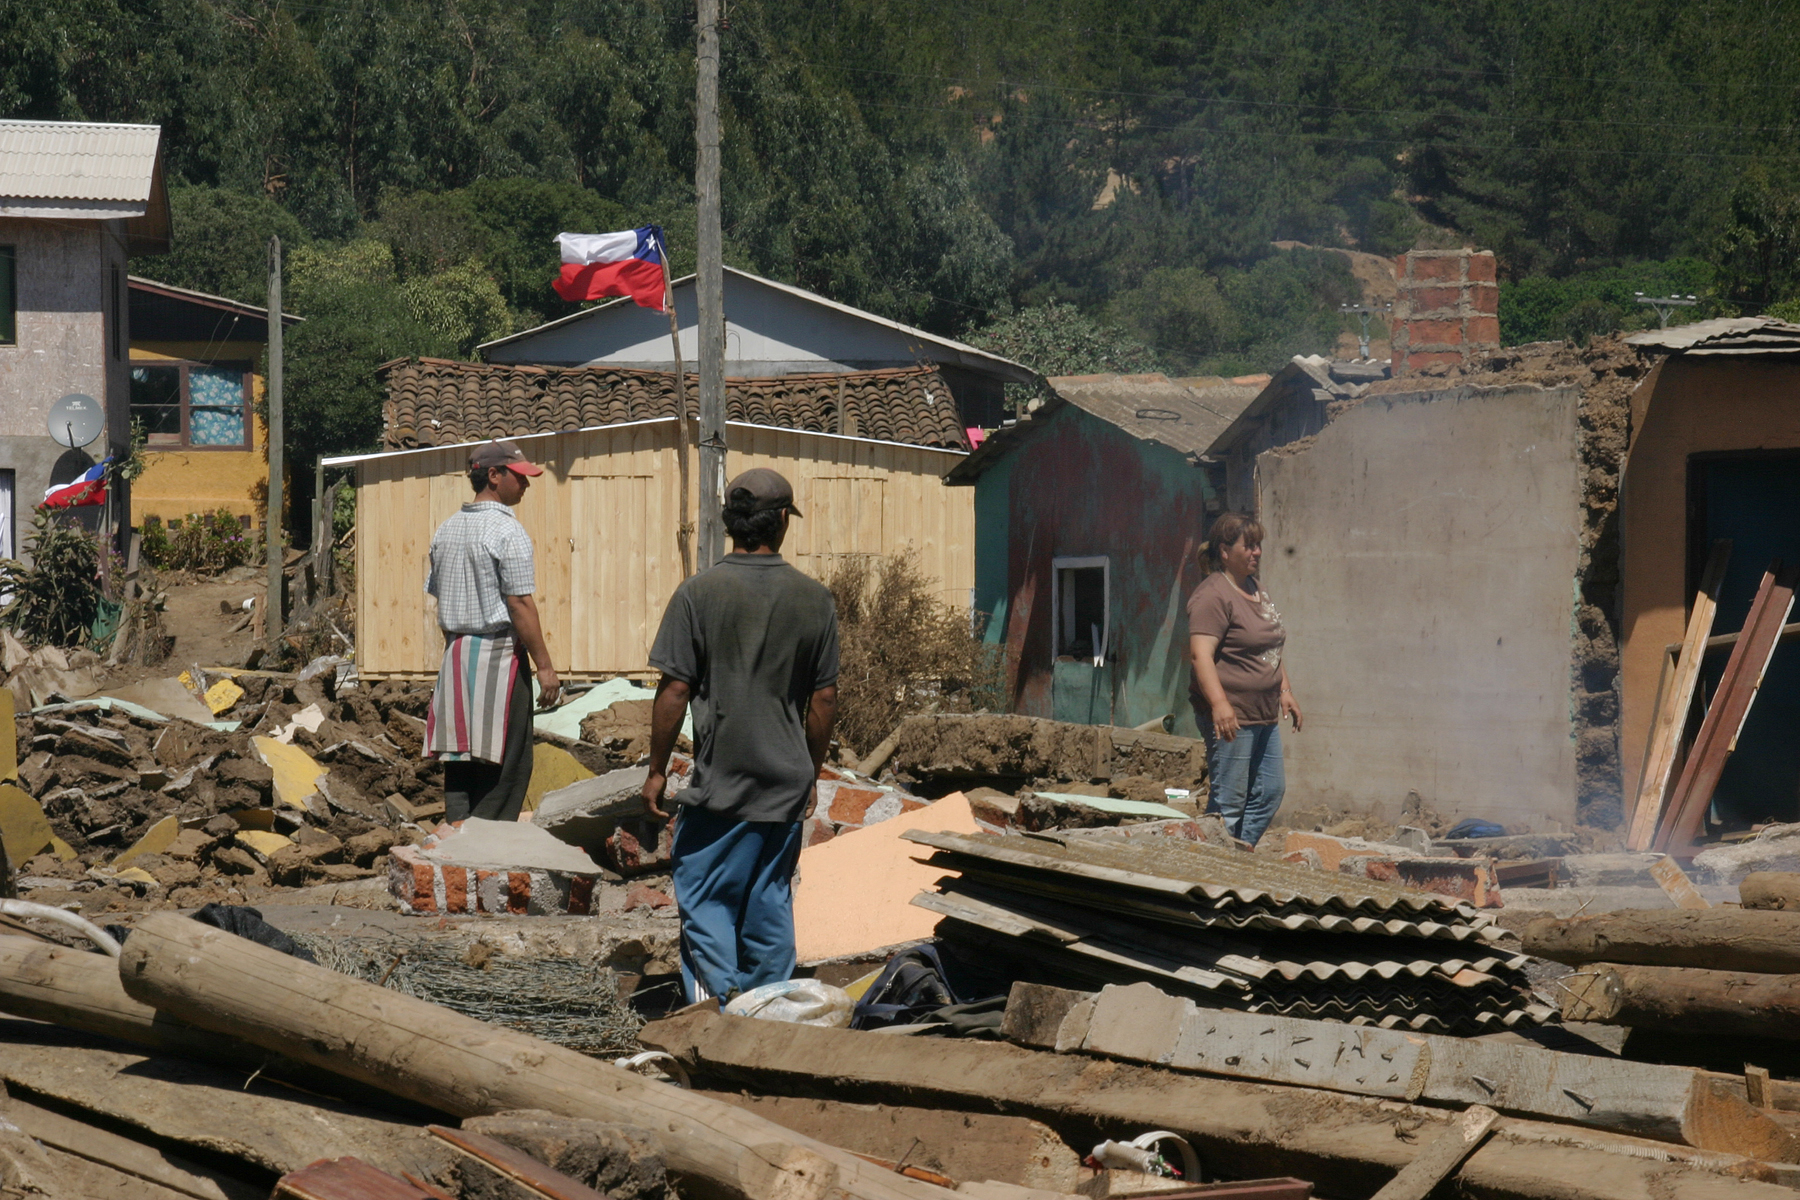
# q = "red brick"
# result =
<box><xmin>1403</xmin><ymin>253</ymin><xmax>1465</xmax><ymax>283</ymax></box>
<box><xmin>1465</xmin><ymin>252</ymin><xmax>1497</xmax><ymax>283</ymax></box>
<box><xmin>507</xmin><ymin>871</ymin><xmax>530</xmax><ymax>914</ymax></box>
<box><xmin>1403</xmin><ymin>318</ymin><xmax>1465</xmax><ymax>346</ymax></box>
<box><xmin>624</xmin><ymin>883</ymin><xmax>675</xmax><ymax>911</ymax></box>
<box><xmin>898</xmin><ymin>797</ymin><xmax>928</xmax><ymax>813</ymax></box>
<box><xmin>817</xmin><ymin>766</ymin><xmax>852</xmax><ymax>782</ymax></box>
<box><xmin>1404</xmin><ymin>285</ymin><xmax>1465</xmax><ymax>313</ymax></box>
<box><xmin>567</xmin><ymin>875</ymin><xmax>594</xmax><ymax>915</ymax></box>
<box><xmin>827</xmin><ymin>785</ymin><xmax>887</xmax><ymax>824</ymax></box>
<box><xmin>604</xmin><ymin>817</ymin><xmax>675</xmax><ymax>876</ymax></box>
<box><xmin>443</xmin><ymin>865</ymin><xmax>469</xmax><ymax>913</ymax></box>
<box><xmin>1470</xmin><ymin>284</ymin><xmax>1499</xmax><ymax>314</ymax></box>
<box><xmin>1467</xmin><ymin>315</ymin><xmax>1501</xmax><ymax>345</ymax></box>
<box><xmin>1396</xmin><ymin>350</ymin><xmax>1466</xmax><ymax>375</ymax></box>
<box><xmin>802</xmin><ymin>817</ymin><xmax>840</xmax><ymax>847</ymax></box>
<box><xmin>408</xmin><ymin>861</ymin><xmax>437</xmax><ymax>913</ymax></box>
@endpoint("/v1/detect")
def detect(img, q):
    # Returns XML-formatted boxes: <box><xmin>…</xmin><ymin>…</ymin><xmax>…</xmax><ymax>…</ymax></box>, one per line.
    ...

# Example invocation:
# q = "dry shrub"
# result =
<box><xmin>826</xmin><ymin>550</ymin><xmax>1002</xmax><ymax>757</ymax></box>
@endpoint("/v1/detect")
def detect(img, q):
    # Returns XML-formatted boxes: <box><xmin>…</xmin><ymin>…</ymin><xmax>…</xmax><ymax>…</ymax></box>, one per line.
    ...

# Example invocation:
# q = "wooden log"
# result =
<box><xmin>1368</xmin><ymin>1106</ymin><xmax>1497</xmax><ymax>1200</ymax></box>
<box><xmin>116</xmin><ymin>912</ymin><xmax>960</xmax><ymax>1200</ymax></box>
<box><xmin>1629</xmin><ymin>540</ymin><xmax>1728</xmax><ymax>850</ymax></box>
<box><xmin>1557</xmin><ymin>964</ymin><xmax>1800</xmax><ymax>1042</ymax></box>
<box><xmin>1522</xmin><ymin>909</ymin><xmax>1800</xmax><ymax>974</ymax></box>
<box><xmin>1738</xmin><ymin>873</ymin><xmax>1800</xmax><ymax>911</ymax></box>
<box><xmin>640</xmin><ymin>1007</ymin><xmax>1800</xmax><ymax>1199</ymax></box>
<box><xmin>2</xmin><ymin>1096</ymin><xmax>260</xmax><ymax>1200</ymax></box>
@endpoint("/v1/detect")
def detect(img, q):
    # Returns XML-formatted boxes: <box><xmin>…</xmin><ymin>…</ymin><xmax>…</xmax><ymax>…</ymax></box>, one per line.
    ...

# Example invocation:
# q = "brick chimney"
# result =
<box><xmin>1391</xmin><ymin>249</ymin><xmax>1500</xmax><ymax>375</ymax></box>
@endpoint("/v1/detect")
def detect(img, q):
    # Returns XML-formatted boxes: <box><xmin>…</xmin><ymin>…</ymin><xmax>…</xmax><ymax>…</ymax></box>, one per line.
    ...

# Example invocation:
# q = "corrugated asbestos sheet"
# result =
<box><xmin>1625</xmin><ymin>317</ymin><xmax>1800</xmax><ymax>354</ymax></box>
<box><xmin>906</xmin><ymin>830</ymin><xmax>1552</xmax><ymax>1034</ymax></box>
<box><xmin>0</xmin><ymin>119</ymin><xmax>162</xmax><ymax>202</ymax></box>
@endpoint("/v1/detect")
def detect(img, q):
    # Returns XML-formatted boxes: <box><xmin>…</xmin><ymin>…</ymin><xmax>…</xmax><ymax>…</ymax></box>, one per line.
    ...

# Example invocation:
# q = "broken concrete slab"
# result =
<box><xmin>1559</xmin><ymin>853</ymin><xmax>1664</xmax><ymax>888</ymax></box>
<box><xmin>792</xmin><ymin>792</ymin><xmax>980</xmax><ymax>963</ymax></box>
<box><xmin>1062</xmin><ymin>981</ymin><xmax>1798</xmax><ymax>1160</ymax></box>
<box><xmin>524</xmin><ymin>744</ymin><xmax>595</xmax><ymax>814</ymax></box>
<box><xmin>95</xmin><ymin>676</ymin><xmax>218</xmax><ymax>724</ymax></box>
<box><xmin>391</xmin><ymin>819</ymin><xmax>608</xmax><ymax>916</ymax></box>
<box><xmin>1693</xmin><ymin>824</ymin><xmax>1800</xmax><ymax>886</ymax></box>
<box><xmin>535</xmin><ymin>678</ymin><xmax>690</xmax><ymax>743</ymax></box>
<box><xmin>534</xmin><ymin>761</ymin><xmax>691</xmax><ymax>852</ymax></box>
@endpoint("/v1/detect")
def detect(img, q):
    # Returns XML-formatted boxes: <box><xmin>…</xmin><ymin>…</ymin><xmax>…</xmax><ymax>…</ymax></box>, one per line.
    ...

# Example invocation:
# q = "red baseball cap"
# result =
<box><xmin>470</xmin><ymin>440</ymin><xmax>543</xmax><ymax>477</ymax></box>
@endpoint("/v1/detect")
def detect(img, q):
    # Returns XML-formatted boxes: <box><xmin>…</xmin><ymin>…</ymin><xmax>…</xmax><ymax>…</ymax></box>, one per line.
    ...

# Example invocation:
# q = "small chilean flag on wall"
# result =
<box><xmin>552</xmin><ymin>227</ymin><xmax>666</xmax><ymax>309</ymax></box>
<box><xmin>41</xmin><ymin>457</ymin><xmax>113</xmax><ymax>510</ymax></box>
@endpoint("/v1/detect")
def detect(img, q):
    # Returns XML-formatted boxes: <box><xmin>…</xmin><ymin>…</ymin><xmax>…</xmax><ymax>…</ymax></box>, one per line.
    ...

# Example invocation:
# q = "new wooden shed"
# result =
<box><xmin>332</xmin><ymin>359</ymin><xmax>974</xmax><ymax>677</ymax></box>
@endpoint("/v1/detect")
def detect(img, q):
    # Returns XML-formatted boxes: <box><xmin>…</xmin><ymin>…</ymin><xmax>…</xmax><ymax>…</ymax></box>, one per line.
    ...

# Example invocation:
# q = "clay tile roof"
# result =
<box><xmin>379</xmin><ymin>359</ymin><xmax>969</xmax><ymax>451</ymax></box>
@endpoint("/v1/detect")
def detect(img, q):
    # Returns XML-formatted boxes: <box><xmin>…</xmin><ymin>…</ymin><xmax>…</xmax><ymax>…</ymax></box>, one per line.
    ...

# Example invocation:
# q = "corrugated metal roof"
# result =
<box><xmin>1625</xmin><ymin>316</ymin><xmax>1800</xmax><ymax>354</ymax></box>
<box><xmin>944</xmin><ymin>372</ymin><xmax>1267</xmax><ymax>484</ymax></box>
<box><xmin>0</xmin><ymin>119</ymin><xmax>162</xmax><ymax>203</ymax></box>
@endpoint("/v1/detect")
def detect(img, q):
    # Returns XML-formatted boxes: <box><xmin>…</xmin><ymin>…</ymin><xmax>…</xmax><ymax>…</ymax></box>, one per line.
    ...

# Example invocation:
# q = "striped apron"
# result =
<box><xmin>424</xmin><ymin>631</ymin><xmax>520</xmax><ymax>764</ymax></box>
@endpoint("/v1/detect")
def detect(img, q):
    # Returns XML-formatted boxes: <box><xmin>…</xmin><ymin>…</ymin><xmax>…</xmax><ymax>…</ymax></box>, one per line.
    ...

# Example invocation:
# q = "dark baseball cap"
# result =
<box><xmin>725</xmin><ymin>467</ymin><xmax>802</xmax><ymax>517</ymax></box>
<box><xmin>469</xmin><ymin>440</ymin><xmax>543</xmax><ymax>476</ymax></box>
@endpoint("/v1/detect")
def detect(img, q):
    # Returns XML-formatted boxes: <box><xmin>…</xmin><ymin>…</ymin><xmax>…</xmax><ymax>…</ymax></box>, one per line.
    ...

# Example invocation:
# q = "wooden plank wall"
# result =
<box><xmin>355</xmin><ymin>420</ymin><xmax>973</xmax><ymax>675</ymax></box>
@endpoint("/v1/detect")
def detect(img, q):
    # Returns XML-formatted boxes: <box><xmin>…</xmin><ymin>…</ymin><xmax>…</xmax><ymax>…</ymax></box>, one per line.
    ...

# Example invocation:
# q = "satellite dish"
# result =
<box><xmin>48</xmin><ymin>394</ymin><xmax>104</xmax><ymax>448</ymax></box>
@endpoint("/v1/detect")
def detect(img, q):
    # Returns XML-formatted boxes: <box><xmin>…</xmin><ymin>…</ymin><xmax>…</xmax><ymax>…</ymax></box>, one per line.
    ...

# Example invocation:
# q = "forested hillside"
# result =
<box><xmin>9</xmin><ymin>0</ymin><xmax>1800</xmax><ymax>464</ymax></box>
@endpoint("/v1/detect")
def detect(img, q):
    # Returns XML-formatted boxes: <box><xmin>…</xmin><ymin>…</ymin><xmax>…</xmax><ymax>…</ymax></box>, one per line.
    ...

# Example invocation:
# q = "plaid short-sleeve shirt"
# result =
<box><xmin>426</xmin><ymin>501</ymin><xmax>536</xmax><ymax>634</ymax></box>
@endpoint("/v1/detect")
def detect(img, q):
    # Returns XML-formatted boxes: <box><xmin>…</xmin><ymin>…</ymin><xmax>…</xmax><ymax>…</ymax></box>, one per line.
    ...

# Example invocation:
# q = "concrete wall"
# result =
<box><xmin>128</xmin><ymin>339</ymin><xmax>269</xmax><ymax>527</ymax></box>
<box><xmin>979</xmin><ymin>404</ymin><xmax>1214</xmax><ymax>733</ymax></box>
<box><xmin>0</xmin><ymin>218</ymin><xmax>128</xmax><ymax>561</ymax></box>
<box><xmin>1618</xmin><ymin>356</ymin><xmax>1800</xmax><ymax>798</ymax></box>
<box><xmin>1258</xmin><ymin>384</ymin><xmax>1582</xmax><ymax>829</ymax></box>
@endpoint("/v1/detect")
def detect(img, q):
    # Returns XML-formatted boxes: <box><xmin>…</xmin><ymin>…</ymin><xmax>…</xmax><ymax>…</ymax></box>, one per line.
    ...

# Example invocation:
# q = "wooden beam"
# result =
<box><xmin>1522</xmin><ymin>909</ymin><xmax>1800</xmax><ymax>975</ymax></box>
<box><xmin>1368</xmin><ymin>1106</ymin><xmax>1498</xmax><ymax>1200</ymax></box>
<box><xmin>116</xmin><ymin>913</ymin><xmax>964</xmax><ymax>1200</ymax></box>
<box><xmin>640</xmin><ymin>1007</ymin><xmax>1800</xmax><ymax>1198</ymax></box>
<box><xmin>1631</xmin><ymin>541</ymin><xmax>1729</xmax><ymax>850</ymax></box>
<box><xmin>3</xmin><ymin>1096</ymin><xmax>258</xmax><ymax>1200</ymax></box>
<box><xmin>1650</xmin><ymin>856</ymin><xmax>1712</xmax><ymax>909</ymax></box>
<box><xmin>427</xmin><ymin>1126</ymin><xmax>610</xmax><ymax>1200</ymax></box>
<box><xmin>1055</xmin><ymin>982</ymin><xmax>1798</xmax><ymax>1160</ymax></box>
<box><xmin>1655</xmin><ymin>562</ymin><xmax>1800</xmax><ymax>854</ymax></box>
<box><xmin>1739</xmin><ymin>872</ymin><xmax>1800</xmax><ymax>911</ymax></box>
<box><xmin>1556</xmin><ymin>964</ymin><xmax>1800</xmax><ymax>1042</ymax></box>
<box><xmin>1663</xmin><ymin>620</ymin><xmax>1800</xmax><ymax>658</ymax></box>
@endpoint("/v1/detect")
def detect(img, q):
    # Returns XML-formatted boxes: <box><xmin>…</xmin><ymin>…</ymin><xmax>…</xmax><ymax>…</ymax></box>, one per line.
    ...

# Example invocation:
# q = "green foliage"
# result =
<box><xmin>0</xmin><ymin>511</ymin><xmax>103</xmax><ymax>647</ymax></box>
<box><xmin>1499</xmin><ymin>260</ymin><xmax>1721</xmax><ymax>345</ymax></box>
<box><xmin>1715</xmin><ymin>164</ymin><xmax>1800</xmax><ymax>314</ymax></box>
<box><xmin>140</xmin><ymin>510</ymin><xmax>259</xmax><ymax>575</ymax></box>
<box><xmin>969</xmin><ymin>301</ymin><xmax>1160</xmax><ymax>379</ymax></box>
<box><xmin>135</xmin><ymin>186</ymin><xmax>307</xmax><ymax>303</ymax></box>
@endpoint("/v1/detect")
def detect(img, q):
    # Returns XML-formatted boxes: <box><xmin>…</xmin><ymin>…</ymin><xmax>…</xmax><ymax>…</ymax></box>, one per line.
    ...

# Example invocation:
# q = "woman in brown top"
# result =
<box><xmin>1188</xmin><ymin>512</ymin><xmax>1302</xmax><ymax>846</ymax></box>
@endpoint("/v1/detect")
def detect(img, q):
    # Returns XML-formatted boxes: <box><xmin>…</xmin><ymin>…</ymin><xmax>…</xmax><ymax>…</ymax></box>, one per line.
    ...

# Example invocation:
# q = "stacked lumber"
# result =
<box><xmin>905</xmin><ymin>830</ymin><xmax>1552</xmax><ymax>1033</ymax></box>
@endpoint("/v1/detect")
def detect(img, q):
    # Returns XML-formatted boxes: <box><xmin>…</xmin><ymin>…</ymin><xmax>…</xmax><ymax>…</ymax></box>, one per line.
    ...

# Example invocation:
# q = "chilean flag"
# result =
<box><xmin>553</xmin><ymin>227</ymin><xmax>666</xmax><ymax>310</ymax></box>
<box><xmin>42</xmin><ymin>457</ymin><xmax>112</xmax><ymax>510</ymax></box>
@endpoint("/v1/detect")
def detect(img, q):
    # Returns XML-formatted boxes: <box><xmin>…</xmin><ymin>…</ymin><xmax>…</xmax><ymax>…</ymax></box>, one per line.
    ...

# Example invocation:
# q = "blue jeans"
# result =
<box><xmin>671</xmin><ymin>806</ymin><xmax>804</xmax><ymax>1003</ymax></box>
<box><xmin>1204</xmin><ymin>721</ymin><xmax>1285</xmax><ymax>847</ymax></box>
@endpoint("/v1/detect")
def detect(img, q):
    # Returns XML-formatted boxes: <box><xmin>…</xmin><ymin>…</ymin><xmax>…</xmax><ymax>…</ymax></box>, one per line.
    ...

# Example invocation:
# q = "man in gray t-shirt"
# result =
<box><xmin>643</xmin><ymin>468</ymin><xmax>839</xmax><ymax>1002</ymax></box>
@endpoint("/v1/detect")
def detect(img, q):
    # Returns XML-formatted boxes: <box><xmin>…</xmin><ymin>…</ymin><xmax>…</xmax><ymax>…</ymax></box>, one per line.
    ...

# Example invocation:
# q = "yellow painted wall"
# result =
<box><xmin>353</xmin><ymin>420</ymin><xmax>974</xmax><ymax>676</ymax></box>
<box><xmin>128</xmin><ymin>340</ymin><xmax>269</xmax><ymax>527</ymax></box>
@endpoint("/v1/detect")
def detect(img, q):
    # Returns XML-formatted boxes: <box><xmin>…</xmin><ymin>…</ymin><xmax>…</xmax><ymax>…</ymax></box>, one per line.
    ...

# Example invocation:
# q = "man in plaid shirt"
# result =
<box><xmin>423</xmin><ymin>440</ymin><xmax>561</xmax><ymax>822</ymax></box>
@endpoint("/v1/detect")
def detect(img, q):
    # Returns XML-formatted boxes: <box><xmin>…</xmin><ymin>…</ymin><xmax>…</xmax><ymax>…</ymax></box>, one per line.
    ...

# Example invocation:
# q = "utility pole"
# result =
<box><xmin>266</xmin><ymin>236</ymin><xmax>284</xmax><ymax>649</ymax></box>
<box><xmin>1339</xmin><ymin>301</ymin><xmax>1391</xmax><ymax>361</ymax></box>
<box><xmin>1635</xmin><ymin>292</ymin><xmax>1698</xmax><ymax>329</ymax></box>
<box><xmin>695</xmin><ymin>0</ymin><xmax>726</xmax><ymax>567</ymax></box>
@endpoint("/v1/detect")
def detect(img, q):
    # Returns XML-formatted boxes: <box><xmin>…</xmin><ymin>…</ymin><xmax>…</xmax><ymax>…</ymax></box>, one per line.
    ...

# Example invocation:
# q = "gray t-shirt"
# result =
<box><xmin>648</xmin><ymin>553</ymin><xmax>840</xmax><ymax>823</ymax></box>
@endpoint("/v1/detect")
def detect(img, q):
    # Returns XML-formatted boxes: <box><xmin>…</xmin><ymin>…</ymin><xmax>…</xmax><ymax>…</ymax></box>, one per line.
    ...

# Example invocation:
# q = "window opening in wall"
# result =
<box><xmin>0</xmin><ymin>246</ymin><xmax>14</xmax><ymax>345</ymax></box>
<box><xmin>129</xmin><ymin>361</ymin><xmax>251</xmax><ymax>448</ymax></box>
<box><xmin>1052</xmin><ymin>555</ymin><xmax>1109</xmax><ymax>665</ymax></box>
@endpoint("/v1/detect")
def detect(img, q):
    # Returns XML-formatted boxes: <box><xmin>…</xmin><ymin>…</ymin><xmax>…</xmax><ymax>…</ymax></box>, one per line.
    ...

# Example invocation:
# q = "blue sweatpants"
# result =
<box><xmin>1204</xmin><ymin>721</ymin><xmax>1286</xmax><ymax>847</ymax></box>
<box><xmin>671</xmin><ymin>806</ymin><xmax>805</xmax><ymax>1003</ymax></box>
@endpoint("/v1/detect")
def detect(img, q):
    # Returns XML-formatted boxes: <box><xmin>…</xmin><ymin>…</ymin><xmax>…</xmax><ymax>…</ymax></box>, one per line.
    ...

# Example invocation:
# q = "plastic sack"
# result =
<box><xmin>723</xmin><ymin>979</ymin><xmax>854</xmax><ymax>1027</ymax></box>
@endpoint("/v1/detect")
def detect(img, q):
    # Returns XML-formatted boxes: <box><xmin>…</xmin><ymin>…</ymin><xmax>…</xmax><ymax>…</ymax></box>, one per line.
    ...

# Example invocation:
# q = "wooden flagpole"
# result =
<box><xmin>660</xmin><ymin>240</ymin><xmax>694</xmax><ymax>577</ymax></box>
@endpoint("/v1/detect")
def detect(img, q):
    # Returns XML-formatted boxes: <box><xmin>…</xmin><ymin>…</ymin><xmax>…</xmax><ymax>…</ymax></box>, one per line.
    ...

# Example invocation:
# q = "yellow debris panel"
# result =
<box><xmin>47</xmin><ymin>835</ymin><xmax>76</xmax><ymax>862</ymax></box>
<box><xmin>0</xmin><ymin>784</ymin><xmax>53</xmax><ymax>863</ymax></box>
<box><xmin>114</xmin><ymin>814</ymin><xmax>180</xmax><ymax>868</ymax></box>
<box><xmin>204</xmin><ymin>678</ymin><xmax>245</xmax><ymax>714</ymax></box>
<box><xmin>229</xmin><ymin>809</ymin><xmax>277</xmax><ymax>832</ymax></box>
<box><xmin>523</xmin><ymin>744</ymin><xmax>595</xmax><ymax>813</ymax></box>
<box><xmin>114</xmin><ymin>867</ymin><xmax>158</xmax><ymax>886</ymax></box>
<box><xmin>236</xmin><ymin>830</ymin><xmax>293</xmax><ymax>860</ymax></box>
<box><xmin>252</xmin><ymin>737</ymin><xmax>327</xmax><ymax>811</ymax></box>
